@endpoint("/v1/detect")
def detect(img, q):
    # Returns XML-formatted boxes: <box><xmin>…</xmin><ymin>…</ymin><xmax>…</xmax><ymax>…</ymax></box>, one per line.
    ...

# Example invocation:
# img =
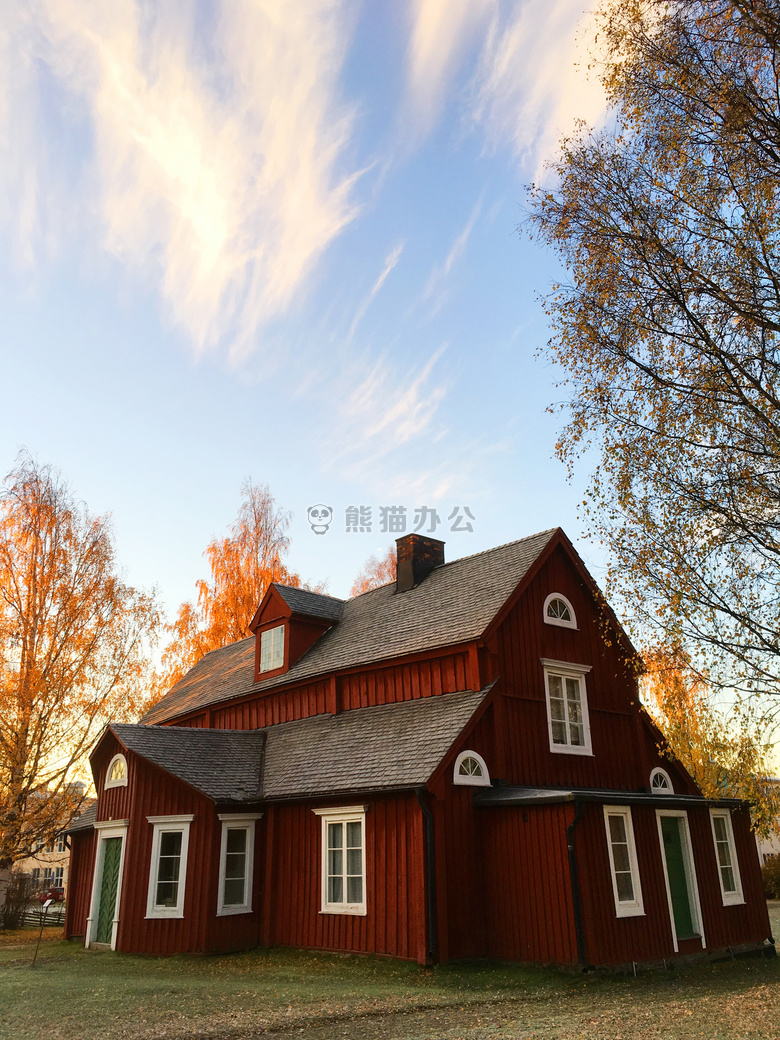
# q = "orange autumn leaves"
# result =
<box><xmin>147</xmin><ymin>481</ymin><xmax>304</xmax><ymax>706</ymax></box>
<box><xmin>0</xmin><ymin>455</ymin><xmax>159</xmax><ymax>869</ymax></box>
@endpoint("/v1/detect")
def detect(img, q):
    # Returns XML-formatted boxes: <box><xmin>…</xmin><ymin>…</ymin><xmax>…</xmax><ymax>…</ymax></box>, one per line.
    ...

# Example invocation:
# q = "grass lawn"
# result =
<box><xmin>0</xmin><ymin>905</ymin><xmax>778</xmax><ymax>1040</ymax></box>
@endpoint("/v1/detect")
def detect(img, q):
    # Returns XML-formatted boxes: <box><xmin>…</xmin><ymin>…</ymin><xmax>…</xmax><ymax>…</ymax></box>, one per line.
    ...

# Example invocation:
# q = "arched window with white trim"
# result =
<box><xmin>105</xmin><ymin>754</ymin><xmax>128</xmax><ymax>789</ymax></box>
<box><xmin>453</xmin><ymin>751</ymin><xmax>490</xmax><ymax>787</ymax></box>
<box><xmin>543</xmin><ymin>593</ymin><xmax>577</xmax><ymax>629</ymax></box>
<box><xmin>650</xmin><ymin>767</ymin><xmax>673</xmax><ymax>794</ymax></box>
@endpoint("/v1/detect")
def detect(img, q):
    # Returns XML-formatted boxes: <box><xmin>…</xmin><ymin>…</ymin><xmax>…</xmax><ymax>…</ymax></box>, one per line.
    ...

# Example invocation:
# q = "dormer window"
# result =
<box><xmin>105</xmin><ymin>754</ymin><xmax>128</xmax><ymax>789</ymax></box>
<box><xmin>259</xmin><ymin>625</ymin><xmax>284</xmax><ymax>672</ymax></box>
<box><xmin>543</xmin><ymin>593</ymin><xmax>577</xmax><ymax>629</ymax></box>
<box><xmin>453</xmin><ymin>750</ymin><xmax>490</xmax><ymax>787</ymax></box>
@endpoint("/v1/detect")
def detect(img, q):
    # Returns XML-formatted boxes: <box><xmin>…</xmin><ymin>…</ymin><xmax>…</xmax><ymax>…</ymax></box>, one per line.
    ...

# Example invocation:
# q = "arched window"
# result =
<box><xmin>453</xmin><ymin>751</ymin><xmax>490</xmax><ymax>787</ymax></box>
<box><xmin>543</xmin><ymin>593</ymin><xmax>577</xmax><ymax>629</ymax></box>
<box><xmin>650</xmin><ymin>767</ymin><xmax>673</xmax><ymax>794</ymax></box>
<box><xmin>105</xmin><ymin>754</ymin><xmax>128</xmax><ymax>789</ymax></box>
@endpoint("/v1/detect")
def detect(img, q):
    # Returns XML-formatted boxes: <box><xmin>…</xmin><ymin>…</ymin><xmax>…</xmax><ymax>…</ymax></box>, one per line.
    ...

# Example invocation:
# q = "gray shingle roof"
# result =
<box><xmin>142</xmin><ymin>529</ymin><xmax>556</xmax><ymax>725</ymax></box>
<box><xmin>67</xmin><ymin>801</ymin><xmax>97</xmax><ymax>834</ymax></box>
<box><xmin>112</xmin><ymin>724</ymin><xmax>266</xmax><ymax>803</ymax></box>
<box><xmin>273</xmin><ymin>584</ymin><xmax>344</xmax><ymax>621</ymax></box>
<box><xmin>76</xmin><ymin>690</ymin><xmax>490</xmax><ymax>824</ymax></box>
<box><xmin>262</xmin><ymin>687</ymin><xmax>488</xmax><ymax>799</ymax></box>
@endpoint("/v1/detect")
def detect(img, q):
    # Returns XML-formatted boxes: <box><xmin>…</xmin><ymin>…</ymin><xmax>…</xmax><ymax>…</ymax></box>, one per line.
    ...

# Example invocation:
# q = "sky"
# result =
<box><xmin>0</xmin><ymin>0</ymin><xmax>609</xmax><ymax>616</ymax></box>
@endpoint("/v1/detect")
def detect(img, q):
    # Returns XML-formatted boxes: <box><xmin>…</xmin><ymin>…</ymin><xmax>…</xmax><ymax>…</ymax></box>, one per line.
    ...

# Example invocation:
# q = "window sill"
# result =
<box><xmin>145</xmin><ymin>910</ymin><xmax>184</xmax><ymax>920</ymax></box>
<box><xmin>721</xmin><ymin>895</ymin><xmax>746</xmax><ymax>907</ymax></box>
<box><xmin>217</xmin><ymin>905</ymin><xmax>253</xmax><ymax>917</ymax></box>
<box><xmin>549</xmin><ymin>744</ymin><xmax>594</xmax><ymax>756</ymax></box>
<box><xmin>615</xmin><ymin>905</ymin><xmax>645</xmax><ymax>919</ymax></box>
<box><xmin>319</xmin><ymin>906</ymin><xmax>367</xmax><ymax>916</ymax></box>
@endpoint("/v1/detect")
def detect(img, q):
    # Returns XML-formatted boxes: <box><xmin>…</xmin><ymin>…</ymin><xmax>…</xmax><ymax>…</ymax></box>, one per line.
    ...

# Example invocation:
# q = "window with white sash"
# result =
<box><xmin>259</xmin><ymin>625</ymin><xmax>285</xmax><ymax>672</ymax></box>
<box><xmin>710</xmin><ymin>809</ymin><xmax>744</xmax><ymax>905</ymax></box>
<box><xmin>312</xmin><ymin>806</ymin><xmax>367</xmax><ymax>915</ymax></box>
<box><xmin>604</xmin><ymin>806</ymin><xmax>644</xmax><ymax>917</ymax></box>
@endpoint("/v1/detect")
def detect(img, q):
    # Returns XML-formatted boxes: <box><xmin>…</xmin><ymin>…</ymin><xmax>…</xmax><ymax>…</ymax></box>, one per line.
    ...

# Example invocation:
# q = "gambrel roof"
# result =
<box><xmin>142</xmin><ymin>529</ymin><xmax>556</xmax><ymax>725</ymax></box>
<box><xmin>94</xmin><ymin>688</ymin><xmax>489</xmax><ymax>805</ymax></box>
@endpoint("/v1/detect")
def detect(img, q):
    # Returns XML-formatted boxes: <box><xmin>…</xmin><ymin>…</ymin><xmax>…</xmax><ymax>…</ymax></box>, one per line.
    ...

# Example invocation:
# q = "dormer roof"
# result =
<box><xmin>271</xmin><ymin>584</ymin><xmax>344</xmax><ymax>622</ymax></box>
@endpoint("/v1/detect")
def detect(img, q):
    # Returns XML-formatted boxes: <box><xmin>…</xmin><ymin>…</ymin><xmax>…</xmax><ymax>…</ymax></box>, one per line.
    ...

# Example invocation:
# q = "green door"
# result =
<box><xmin>96</xmin><ymin>837</ymin><xmax>122</xmax><ymax>944</ymax></box>
<box><xmin>661</xmin><ymin>816</ymin><xmax>696</xmax><ymax>939</ymax></box>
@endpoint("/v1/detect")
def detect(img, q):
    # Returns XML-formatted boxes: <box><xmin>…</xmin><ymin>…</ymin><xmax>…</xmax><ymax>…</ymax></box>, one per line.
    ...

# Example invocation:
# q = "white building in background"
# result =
<box><xmin>756</xmin><ymin>777</ymin><xmax>780</xmax><ymax>866</ymax></box>
<box><xmin>16</xmin><ymin>833</ymin><xmax>69</xmax><ymax>891</ymax></box>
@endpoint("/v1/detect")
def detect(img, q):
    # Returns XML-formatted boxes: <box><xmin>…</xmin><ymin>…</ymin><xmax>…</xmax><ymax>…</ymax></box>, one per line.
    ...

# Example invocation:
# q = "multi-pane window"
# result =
<box><xmin>52</xmin><ymin>866</ymin><xmax>64</xmax><ymax>887</ymax></box>
<box><xmin>710</xmin><ymin>810</ymin><xmax>744</xmax><ymax>905</ymax></box>
<box><xmin>650</xmin><ymin>768</ymin><xmax>673</xmax><ymax>793</ymax></box>
<box><xmin>105</xmin><ymin>754</ymin><xmax>128</xmax><ymax>788</ymax></box>
<box><xmin>543</xmin><ymin>593</ymin><xmax>577</xmax><ymax>629</ymax></box>
<box><xmin>217</xmin><ymin>814</ymin><xmax>261</xmax><ymax>916</ymax></box>
<box><xmin>543</xmin><ymin>661</ymin><xmax>592</xmax><ymax>755</ymax></box>
<box><xmin>313</xmin><ymin>807</ymin><xmax>367</xmax><ymax>915</ymax></box>
<box><xmin>56</xmin><ymin>834</ymin><xmax>66</xmax><ymax>853</ymax></box>
<box><xmin>604</xmin><ymin>807</ymin><xmax>644</xmax><ymax>917</ymax></box>
<box><xmin>156</xmin><ymin>832</ymin><xmax>183</xmax><ymax>907</ymax></box>
<box><xmin>259</xmin><ymin>625</ymin><xmax>285</xmax><ymax>672</ymax></box>
<box><xmin>146</xmin><ymin>815</ymin><xmax>193</xmax><ymax>919</ymax></box>
<box><xmin>32</xmin><ymin>868</ymin><xmax>41</xmax><ymax>888</ymax></box>
<box><xmin>453</xmin><ymin>750</ymin><xmax>490</xmax><ymax>787</ymax></box>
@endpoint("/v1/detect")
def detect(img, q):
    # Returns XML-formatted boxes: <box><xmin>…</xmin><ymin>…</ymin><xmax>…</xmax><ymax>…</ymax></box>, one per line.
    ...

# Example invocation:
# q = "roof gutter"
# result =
<box><xmin>566</xmin><ymin>798</ymin><xmax>587</xmax><ymax>969</ymax></box>
<box><xmin>416</xmin><ymin>788</ymin><xmax>439</xmax><ymax>965</ymax></box>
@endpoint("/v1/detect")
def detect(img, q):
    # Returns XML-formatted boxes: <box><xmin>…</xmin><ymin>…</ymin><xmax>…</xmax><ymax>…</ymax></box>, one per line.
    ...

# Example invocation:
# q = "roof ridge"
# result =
<box><xmin>271</xmin><ymin>583</ymin><xmax>345</xmax><ymax>603</ymax></box>
<box><xmin>347</xmin><ymin>528</ymin><xmax>558</xmax><ymax>603</ymax></box>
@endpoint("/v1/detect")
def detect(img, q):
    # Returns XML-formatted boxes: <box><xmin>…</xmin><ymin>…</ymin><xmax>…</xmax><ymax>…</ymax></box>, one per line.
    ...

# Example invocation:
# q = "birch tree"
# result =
<box><xmin>528</xmin><ymin>0</ymin><xmax>780</xmax><ymax>699</ymax></box>
<box><xmin>0</xmin><ymin>455</ymin><xmax>158</xmax><ymax>903</ymax></box>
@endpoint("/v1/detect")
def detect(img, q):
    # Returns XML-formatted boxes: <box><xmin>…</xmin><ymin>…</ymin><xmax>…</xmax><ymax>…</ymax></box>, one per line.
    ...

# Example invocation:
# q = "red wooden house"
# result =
<box><xmin>65</xmin><ymin>529</ymin><xmax>774</xmax><ymax>966</ymax></box>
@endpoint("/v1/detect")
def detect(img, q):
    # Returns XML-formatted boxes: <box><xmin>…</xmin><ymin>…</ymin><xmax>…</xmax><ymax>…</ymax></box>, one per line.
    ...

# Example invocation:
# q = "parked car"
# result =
<box><xmin>37</xmin><ymin>886</ymin><xmax>65</xmax><ymax>904</ymax></box>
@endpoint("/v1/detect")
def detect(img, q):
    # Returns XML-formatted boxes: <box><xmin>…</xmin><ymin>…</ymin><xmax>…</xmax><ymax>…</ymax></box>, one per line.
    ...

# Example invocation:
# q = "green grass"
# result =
<box><xmin>1</xmin><ymin>911</ymin><xmax>778</xmax><ymax>1040</ymax></box>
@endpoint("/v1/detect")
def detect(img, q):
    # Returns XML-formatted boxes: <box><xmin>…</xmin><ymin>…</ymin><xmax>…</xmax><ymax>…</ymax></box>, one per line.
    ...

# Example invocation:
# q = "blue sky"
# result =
<box><xmin>1</xmin><ymin>0</ymin><xmax>608</xmax><ymax>614</ymax></box>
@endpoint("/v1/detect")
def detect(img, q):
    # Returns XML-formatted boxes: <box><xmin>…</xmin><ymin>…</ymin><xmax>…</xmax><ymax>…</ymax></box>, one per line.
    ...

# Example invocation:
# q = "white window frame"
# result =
<box><xmin>85</xmin><ymin>819</ymin><xmax>129</xmax><ymax>950</ymax></box>
<box><xmin>603</xmin><ymin>806</ymin><xmax>645</xmax><ymax>918</ymax></box>
<box><xmin>710</xmin><ymin>809</ymin><xmax>745</xmax><ymax>906</ymax></box>
<box><xmin>656</xmin><ymin>808</ymin><xmax>706</xmax><ymax>952</ymax></box>
<box><xmin>650</xmin><ymin>767</ymin><xmax>674</xmax><ymax>794</ymax></box>
<box><xmin>145</xmin><ymin>814</ymin><xmax>194</xmax><ymax>920</ymax></box>
<box><xmin>312</xmin><ymin>806</ymin><xmax>367</xmax><ymax>916</ymax></box>
<box><xmin>453</xmin><ymin>750</ymin><xmax>490</xmax><ymax>787</ymax></box>
<box><xmin>216</xmin><ymin>813</ymin><xmax>263</xmax><ymax>917</ymax></box>
<box><xmin>259</xmin><ymin>624</ymin><xmax>285</xmax><ymax>672</ymax></box>
<box><xmin>543</xmin><ymin>593</ymin><xmax>577</xmax><ymax>629</ymax></box>
<box><xmin>55</xmin><ymin>833</ymin><xmax>66</xmax><ymax>853</ymax></box>
<box><xmin>541</xmin><ymin>659</ymin><xmax>593</xmax><ymax>756</ymax></box>
<box><xmin>105</xmin><ymin>753</ymin><xmax>128</xmax><ymax>789</ymax></box>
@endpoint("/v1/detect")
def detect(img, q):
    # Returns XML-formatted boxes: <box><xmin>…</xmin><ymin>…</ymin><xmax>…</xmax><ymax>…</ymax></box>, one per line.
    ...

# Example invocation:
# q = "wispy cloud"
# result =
<box><xmin>469</xmin><ymin>0</ymin><xmax>606</xmax><ymax>176</ymax></box>
<box><xmin>348</xmin><ymin>241</ymin><xmax>404</xmax><ymax>340</ymax></box>
<box><xmin>403</xmin><ymin>0</ymin><xmax>495</xmax><ymax>143</ymax></box>
<box><xmin>318</xmin><ymin>346</ymin><xmax>455</xmax><ymax>494</ymax></box>
<box><xmin>0</xmin><ymin>0</ymin><xmax>360</xmax><ymax>360</ymax></box>
<box><xmin>420</xmin><ymin>197</ymin><xmax>482</xmax><ymax>313</ymax></box>
<box><xmin>401</xmin><ymin>0</ymin><xmax>606</xmax><ymax>174</ymax></box>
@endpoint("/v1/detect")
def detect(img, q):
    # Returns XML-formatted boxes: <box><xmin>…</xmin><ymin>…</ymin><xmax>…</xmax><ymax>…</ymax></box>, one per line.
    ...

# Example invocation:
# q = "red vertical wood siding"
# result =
<box><xmin>687</xmin><ymin>806</ymin><xmax>771</xmax><ymax>951</ymax></box>
<box><xmin>64</xmin><ymin>828</ymin><xmax>96</xmax><ymax>939</ymax></box>
<box><xmin>480</xmin><ymin>803</ymin><xmax>578</xmax><ymax>964</ymax></box>
<box><xmin>267</xmin><ymin>794</ymin><xmax>427</xmax><ymax>962</ymax></box>
<box><xmin>491</xmin><ymin>546</ymin><xmax>697</xmax><ymax>795</ymax></box>
<box><xmin>575</xmin><ymin>802</ymin><xmax>771</xmax><ymax>966</ymax></box>
<box><xmin>170</xmin><ymin>651</ymin><xmax>471</xmax><ymax>732</ymax></box>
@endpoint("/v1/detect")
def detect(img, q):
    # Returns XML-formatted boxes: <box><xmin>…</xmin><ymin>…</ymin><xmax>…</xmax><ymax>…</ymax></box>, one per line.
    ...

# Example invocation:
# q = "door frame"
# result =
<box><xmin>655</xmin><ymin>809</ymin><xmax>706</xmax><ymax>952</ymax></box>
<box><xmin>86</xmin><ymin>820</ymin><xmax>129</xmax><ymax>950</ymax></box>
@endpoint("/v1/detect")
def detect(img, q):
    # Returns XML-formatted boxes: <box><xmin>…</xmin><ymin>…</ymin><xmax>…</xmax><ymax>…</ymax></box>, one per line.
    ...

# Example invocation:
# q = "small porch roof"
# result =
<box><xmin>473</xmin><ymin>785</ymin><xmax>745</xmax><ymax>810</ymax></box>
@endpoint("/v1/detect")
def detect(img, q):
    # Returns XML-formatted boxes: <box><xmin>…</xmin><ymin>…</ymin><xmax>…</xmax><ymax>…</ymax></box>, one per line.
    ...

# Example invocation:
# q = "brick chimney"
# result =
<box><xmin>395</xmin><ymin>534</ymin><xmax>445</xmax><ymax>592</ymax></box>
